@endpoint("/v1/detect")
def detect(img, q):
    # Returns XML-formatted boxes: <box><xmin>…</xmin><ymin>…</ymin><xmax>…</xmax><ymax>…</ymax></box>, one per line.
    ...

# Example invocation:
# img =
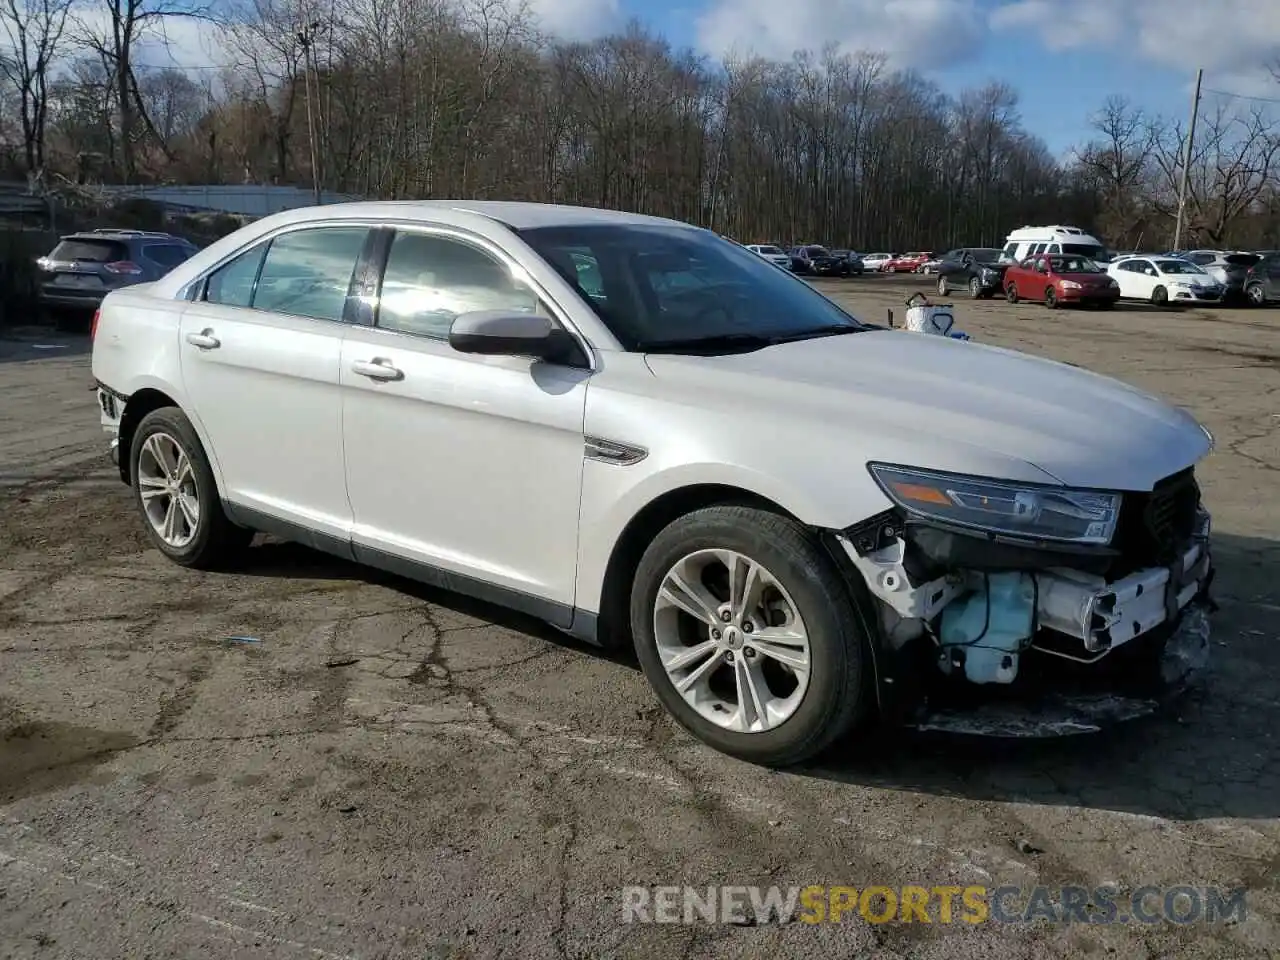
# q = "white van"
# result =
<box><xmin>1000</xmin><ymin>225</ymin><xmax>1110</xmax><ymax>264</ymax></box>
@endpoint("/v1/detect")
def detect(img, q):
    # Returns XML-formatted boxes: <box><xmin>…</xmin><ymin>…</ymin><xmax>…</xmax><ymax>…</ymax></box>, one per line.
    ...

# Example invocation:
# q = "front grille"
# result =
<box><xmin>1113</xmin><ymin>468</ymin><xmax>1200</xmax><ymax>572</ymax></box>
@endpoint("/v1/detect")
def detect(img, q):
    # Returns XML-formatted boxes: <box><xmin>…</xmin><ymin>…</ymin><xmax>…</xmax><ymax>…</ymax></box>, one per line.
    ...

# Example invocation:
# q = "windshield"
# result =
<box><xmin>1062</xmin><ymin>242</ymin><xmax>1108</xmax><ymax>261</ymax></box>
<box><xmin>1049</xmin><ymin>256</ymin><xmax>1103</xmax><ymax>273</ymax></box>
<box><xmin>805</xmin><ymin>246</ymin><xmax>831</xmax><ymax>257</ymax></box>
<box><xmin>518</xmin><ymin>224</ymin><xmax>866</xmax><ymax>351</ymax></box>
<box><xmin>757</xmin><ymin>245</ymin><xmax>783</xmax><ymax>255</ymax></box>
<box><xmin>1155</xmin><ymin>259</ymin><xmax>1207</xmax><ymax>275</ymax></box>
<box><xmin>969</xmin><ymin>249</ymin><xmax>1003</xmax><ymax>262</ymax></box>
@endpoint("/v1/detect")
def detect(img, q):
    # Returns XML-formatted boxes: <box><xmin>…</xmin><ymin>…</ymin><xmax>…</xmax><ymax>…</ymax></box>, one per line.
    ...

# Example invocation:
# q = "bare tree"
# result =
<box><xmin>1072</xmin><ymin>96</ymin><xmax>1155</xmax><ymax>247</ymax></box>
<box><xmin>1150</xmin><ymin>104</ymin><xmax>1280</xmax><ymax>247</ymax></box>
<box><xmin>0</xmin><ymin>0</ymin><xmax>73</xmax><ymax>179</ymax></box>
<box><xmin>74</xmin><ymin>0</ymin><xmax>219</xmax><ymax>181</ymax></box>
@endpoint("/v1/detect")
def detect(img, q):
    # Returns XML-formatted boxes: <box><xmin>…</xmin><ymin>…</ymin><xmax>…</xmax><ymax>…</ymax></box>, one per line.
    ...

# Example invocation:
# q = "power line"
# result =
<box><xmin>1202</xmin><ymin>86</ymin><xmax>1280</xmax><ymax>105</ymax></box>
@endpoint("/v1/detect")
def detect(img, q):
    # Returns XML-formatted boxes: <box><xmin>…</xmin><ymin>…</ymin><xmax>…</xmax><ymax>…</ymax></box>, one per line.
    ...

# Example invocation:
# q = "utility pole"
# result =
<box><xmin>297</xmin><ymin>21</ymin><xmax>322</xmax><ymax>205</ymax></box>
<box><xmin>1173</xmin><ymin>68</ymin><xmax>1203</xmax><ymax>252</ymax></box>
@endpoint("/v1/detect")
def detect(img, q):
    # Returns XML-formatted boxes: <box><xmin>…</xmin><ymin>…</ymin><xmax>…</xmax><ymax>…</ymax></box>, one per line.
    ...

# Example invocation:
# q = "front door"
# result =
<box><xmin>340</xmin><ymin>226</ymin><xmax>590</xmax><ymax>622</ymax></box>
<box><xmin>178</xmin><ymin>224</ymin><xmax>370</xmax><ymax>541</ymax></box>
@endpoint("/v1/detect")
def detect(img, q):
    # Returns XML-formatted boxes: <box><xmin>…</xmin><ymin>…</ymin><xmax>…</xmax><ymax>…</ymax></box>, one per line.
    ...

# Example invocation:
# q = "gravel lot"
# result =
<box><xmin>2</xmin><ymin>275</ymin><xmax>1278</xmax><ymax>959</ymax></box>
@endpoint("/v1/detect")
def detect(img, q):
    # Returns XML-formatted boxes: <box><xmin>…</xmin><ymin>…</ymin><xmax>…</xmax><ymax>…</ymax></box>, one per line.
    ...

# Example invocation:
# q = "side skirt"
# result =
<box><xmin>225</xmin><ymin>503</ymin><xmax>602</xmax><ymax>646</ymax></box>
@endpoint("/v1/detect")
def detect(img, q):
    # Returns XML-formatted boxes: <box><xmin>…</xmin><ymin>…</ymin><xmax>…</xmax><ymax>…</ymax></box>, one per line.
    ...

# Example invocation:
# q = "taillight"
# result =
<box><xmin>90</xmin><ymin>309</ymin><xmax>100</xmax><ymax>340</ymax></box>
<box><xmin>103</xmin><ymin>261</ymin><xmax>142</xmax><ymax>275</ymax></box>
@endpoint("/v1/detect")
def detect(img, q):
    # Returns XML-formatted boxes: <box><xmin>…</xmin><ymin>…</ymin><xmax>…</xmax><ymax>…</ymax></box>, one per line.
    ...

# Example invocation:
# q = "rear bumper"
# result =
<box><xmin>39</xmin><ymin>290</ymin><xmax>106</xmax><ymax>309</ymax></box>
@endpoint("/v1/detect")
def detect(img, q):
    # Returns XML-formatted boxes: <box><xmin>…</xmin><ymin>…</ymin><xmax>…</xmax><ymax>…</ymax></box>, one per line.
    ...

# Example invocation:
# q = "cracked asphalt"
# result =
<box><xmin>1</xmin><ymin>277</ymin><xmax>1278</xmax><ymax>959</ymax></box>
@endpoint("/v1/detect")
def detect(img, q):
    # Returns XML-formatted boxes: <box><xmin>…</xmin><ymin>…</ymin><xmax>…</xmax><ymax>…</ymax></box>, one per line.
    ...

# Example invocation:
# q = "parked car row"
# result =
<box><xmin>744</xmin><ymin>244</ymin><xmax>865</xmax><ymax>277</ymax></box>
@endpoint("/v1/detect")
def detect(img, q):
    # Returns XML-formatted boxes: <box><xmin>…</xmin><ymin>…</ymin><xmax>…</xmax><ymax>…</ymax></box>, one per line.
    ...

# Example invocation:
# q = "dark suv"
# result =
<box><xmin>935</xmin><ymin>248</ymin><xmax>1009</xmax><ymax>299</ymax></box>
<box><xmin>37</xmin><ymin>229</ymin><xmax>198</xmax><ymax>326</ymax></box>
<box><xmin>1244</xmin><ymin>251</ymin><xmax>1280</xmax><ymax>306</ymax></box>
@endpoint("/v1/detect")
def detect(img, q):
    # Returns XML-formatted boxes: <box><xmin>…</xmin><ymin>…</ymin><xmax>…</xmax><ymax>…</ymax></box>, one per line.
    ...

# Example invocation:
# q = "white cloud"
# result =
<box><xmin>695</xmin><ymin>0</ymin><xmax>988</xmax><ymax>69</ymax></box>
<box><xmin>990</xmin><ymin>0</ymin><xmax>1280</xmax><ymax>96</ymax></box>
<box><xmin>527</xmin><ymin>0</ymin><xmax>622</xmax><ymax>41</ymax></box>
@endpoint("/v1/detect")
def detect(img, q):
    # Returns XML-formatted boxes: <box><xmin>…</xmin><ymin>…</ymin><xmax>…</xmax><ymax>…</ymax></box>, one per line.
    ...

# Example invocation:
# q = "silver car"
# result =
<box><xmin>1177</xmin><ymin>250</ymin><xmax>1261</xmax><ymax>298</ymax></box>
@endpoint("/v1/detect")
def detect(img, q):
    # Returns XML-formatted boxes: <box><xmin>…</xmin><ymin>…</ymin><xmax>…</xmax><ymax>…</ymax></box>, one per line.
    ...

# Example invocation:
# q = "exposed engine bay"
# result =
<box><xmin>836</xmin><ymin>467</ymin><xmax>1215</xmax><ymax>735</ymax></box>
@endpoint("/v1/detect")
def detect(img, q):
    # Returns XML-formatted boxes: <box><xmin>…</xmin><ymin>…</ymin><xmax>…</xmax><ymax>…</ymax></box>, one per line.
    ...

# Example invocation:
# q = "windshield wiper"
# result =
<box><xmin>638</xmin><ymin>325</ymin><xmax>865</xmax><ymax>354</ymax></box>
<box><xmin>770</xmin><ymin>324</ymin><xmax>864</xmax><ymax>343</ymax></box>
<box><xmin>636</xmin><ymin>333</ymin><xmax>778</xmax><ymax>354</ymax></box>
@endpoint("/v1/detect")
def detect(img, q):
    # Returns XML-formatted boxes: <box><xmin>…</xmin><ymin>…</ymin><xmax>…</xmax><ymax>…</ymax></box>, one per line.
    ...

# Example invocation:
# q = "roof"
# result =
<box><xmin>255</xmin><ymin>200</ymin><xmax>692</xmax><ymax>231</ymax></box>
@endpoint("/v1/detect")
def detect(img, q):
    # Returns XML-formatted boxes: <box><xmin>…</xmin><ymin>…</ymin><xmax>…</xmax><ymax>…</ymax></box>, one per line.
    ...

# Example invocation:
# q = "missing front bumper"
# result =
<box><xmin>906</xmin><ymin>604</ymin><xmax>1211</xmax><ymax>737</ymax></box>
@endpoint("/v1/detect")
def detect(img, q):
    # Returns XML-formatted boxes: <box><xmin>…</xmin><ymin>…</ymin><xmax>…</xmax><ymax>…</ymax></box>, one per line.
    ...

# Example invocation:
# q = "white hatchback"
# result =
<box><xmin>91</xmin><ymin>201</ymin><xmax>1217</xmax><ymax>765</ymax></box>
<box><xmin>1107</xmin><ymin>256</ymin><xmax>1224</xmax><ymax>306</ymax></box>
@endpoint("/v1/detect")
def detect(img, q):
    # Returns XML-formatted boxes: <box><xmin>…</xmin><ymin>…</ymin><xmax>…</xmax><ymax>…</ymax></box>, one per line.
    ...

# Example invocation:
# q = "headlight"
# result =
<box><xmin>1108</xmin><ymin>278</ymin><xmax>1119</xmax><ymax>287</ymax></box>
<box><xmin>1060</xmin><ymin>280</ymin><xmax>1081</xmax><ymax>290</ymax></box>
<box><xmin>868</xmin><ymin>464</ymin><xmax>1122</xmax><ymax>545</ymax></box>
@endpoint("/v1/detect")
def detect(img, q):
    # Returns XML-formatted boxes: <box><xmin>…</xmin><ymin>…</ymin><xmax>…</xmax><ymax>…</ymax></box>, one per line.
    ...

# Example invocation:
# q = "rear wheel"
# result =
<box><xmin>630</xmin><ymin>506</ymin><xmax>867</xmax><ymax>767</ymax></box>
<box><xmin>130</xmin><ymin>407</ymin><xmax>253</xmax><ymax>569</ymax></box>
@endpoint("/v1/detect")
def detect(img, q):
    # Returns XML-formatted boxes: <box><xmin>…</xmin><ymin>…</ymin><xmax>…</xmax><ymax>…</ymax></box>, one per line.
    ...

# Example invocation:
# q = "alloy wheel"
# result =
<box><xmin>653</xmin><ymin>549</ymin><xmax>811</xmax><ymax>734</ymax></box>
<box><xmin>136</xmin><ymin>431</ymin><xmax>200</xmax><ymax>548</ymax></box>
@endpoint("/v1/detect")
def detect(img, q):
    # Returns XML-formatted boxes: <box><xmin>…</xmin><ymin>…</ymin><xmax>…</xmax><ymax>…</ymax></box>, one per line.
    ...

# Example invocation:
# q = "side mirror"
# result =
<box><xmin>448</xmin><ymin>310</ymin><xmax>585</xmax><ymax>366</ymax></box>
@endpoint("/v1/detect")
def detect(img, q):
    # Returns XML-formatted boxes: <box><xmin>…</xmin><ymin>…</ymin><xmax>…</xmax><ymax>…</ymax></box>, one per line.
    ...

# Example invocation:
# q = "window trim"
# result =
<box><xmin>191</xmin><ymin>222</ymin><xmax>378</xmax><ymax>326</ymax></box>
<box><xmin>362</xmin><ymin>223</ymin><xmax>597</xmax><ymax>371</ymax></box>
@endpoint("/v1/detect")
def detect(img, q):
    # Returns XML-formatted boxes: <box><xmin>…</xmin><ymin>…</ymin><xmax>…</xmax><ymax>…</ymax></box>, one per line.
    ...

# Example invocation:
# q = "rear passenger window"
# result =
<box><xmin>376</xmin><ymin>231</ymin><xmax>540</xmax><ymax>340</ymax></box>
<box><xmin>252</xmin><ymin>227</ymin><xmax>369</xmax><ymax>322</ymax></box>
<box><xmin>1047</xmin><ymin>244</ymin><xmax>1060</xmax><ymax>253</ymax></box>
<box><xmin>205</xmin><ymin>244</ymin><xmax>266</xmax><ymax>307</ymax></box>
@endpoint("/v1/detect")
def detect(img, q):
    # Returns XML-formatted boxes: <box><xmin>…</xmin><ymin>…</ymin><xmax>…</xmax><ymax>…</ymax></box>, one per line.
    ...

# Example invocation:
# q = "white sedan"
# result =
<box><xmin>860</xmin><ymin>252</ymin><xmax>893</xmax><ymax>271</ymax></box>
<box><xmin>744</xmin><ymin>244</ymin><xmax>792</xmax><ymax>269</ymax></box>
<box><xmin>1107</xmin><ymin>256</ymin><xmax>1224</xmax><ymax>306</ymax></box>
<box><xmin>90</xmin><ymin>201</ymin><xmax>1216</xmax><ymax>766</ymax></box>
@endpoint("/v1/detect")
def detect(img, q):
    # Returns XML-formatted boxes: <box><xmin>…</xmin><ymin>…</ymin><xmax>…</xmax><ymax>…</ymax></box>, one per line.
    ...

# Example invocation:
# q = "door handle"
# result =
<box><xmin>185</xmin><ymin>329</ymin><xmax>220</xmax><ymax>349</ymax></box>
<box><xmin>351</xmin><ymin>357</ymin><xmax>403</xmax><ymax>381</ymax></box>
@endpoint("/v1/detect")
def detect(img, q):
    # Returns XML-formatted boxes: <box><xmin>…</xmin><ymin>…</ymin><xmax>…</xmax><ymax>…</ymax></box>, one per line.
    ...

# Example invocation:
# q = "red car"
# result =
<box><xmin>884</xmin><ymin>251</ymin><xmax>932</xmax><ymax>273</ymax></box>
<box><xmin>1003</xmin><ymin>253</ymin><xmax>1120</xmax><ymax>308</ymax></box>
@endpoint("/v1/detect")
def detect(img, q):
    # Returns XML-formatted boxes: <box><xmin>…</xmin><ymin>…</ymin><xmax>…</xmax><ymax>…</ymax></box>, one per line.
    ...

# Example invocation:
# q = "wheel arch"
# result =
<box><xmin>118</xmin><ymin>386</ymin><xmax>225</xmax><ymax>495</ymax></box>
<box><xmin>593</xmin><ymin>483</ymin><xmax>792</xmax><ymax>650</ymax></box>
<box><xmin>590</xmin><ymin>482</ymin><xmax>884</xmax><ymax>710</ymax></box>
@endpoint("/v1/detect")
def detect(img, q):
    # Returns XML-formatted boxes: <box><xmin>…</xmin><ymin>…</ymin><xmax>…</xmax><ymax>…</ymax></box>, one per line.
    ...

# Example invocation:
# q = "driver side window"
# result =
<box><xmin>376</xmin><ymin>231</ymin><xmax>543</xmax><ymax>340</ymax></box>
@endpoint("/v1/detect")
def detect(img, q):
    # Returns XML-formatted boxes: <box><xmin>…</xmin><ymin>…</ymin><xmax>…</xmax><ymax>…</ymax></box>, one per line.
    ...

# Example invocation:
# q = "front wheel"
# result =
<box><xmin>1152</xmin><ymin>285</ymin><xmax>1168</xmax><ymax>307</ymax></box>
<box><xmin>1246</xmin><ymin>283</ymin><xmax>1266</xmax><ymax>307</ymax></box>
<box><xmin>937</xmin><ymin>276</ymin><xmax>950</xmax><ymax>296</ymax></box>
<box><xmin>1044</xmin><ymin>287</ymin><xmax>1058</xmax><ymax>309</ymax></box>
<box><xmin>130</xmin><ymin>407</ymin><xmax>253</xmax><ymax>569</ymax></box>
<box><xmin>969</xmin><ymin>276</ymin><xmax>983</xmax><ymax>299</ymax></box>
<box><xmin>1005</xmin><ymin>283</ymin><xmax>1018</xmax><ymax>304</ymax></box>
<box><xmin>630</xmin><ymin>506</ymin><xmax>867</xmax><ymax>767</ymax></box>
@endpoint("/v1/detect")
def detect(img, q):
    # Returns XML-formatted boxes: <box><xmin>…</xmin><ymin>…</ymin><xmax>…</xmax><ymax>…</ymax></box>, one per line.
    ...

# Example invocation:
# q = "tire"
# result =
<box><xmin>1097</xmin><ymin>299</ymin><xmax>1115</xmax><ymax>310</ymax></box>
<box><xmin>1152</xmin><ymin>285</ymin><xmax>1168</xmax><ymax>307</ymax></box>
<box><xmin>968</xmin><ymin>276</ymin><xmax>983</xmax><ymax>299</ymax></box>
<box><xmin>1005</xmin><ymin>283</ymin><xmax>1018</xmax><ymax>304</ymax></box>
<box><xmin>937</xmin><ymin>276</ymin><xmax>949</xmax><ymax>296</ymax></box>
<box><xmin>1044</xmin><ymin>287</ymin><xmax>1057</xmax><ymax>309</ymax></box>
<box><xmin>630</xmin><ymin>505</ymin><xmax>866</xmax><ymax>767</ymax></box>
<box><xmin>129</xmin><ymin>407</ymin><xmax>253</xmax><ymax>569</ymax></box>
<box><xmin>1246</xmin><ymin>283</ymin><xmax>1266</xmax><ymax>307</ymax></box>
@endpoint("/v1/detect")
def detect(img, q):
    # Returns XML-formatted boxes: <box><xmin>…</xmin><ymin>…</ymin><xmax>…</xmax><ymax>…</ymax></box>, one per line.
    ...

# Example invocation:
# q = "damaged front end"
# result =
<box><xmin>834</xmin><ymin>465</ymin><xmax>1214</xmax><ymax>737</ymax></box>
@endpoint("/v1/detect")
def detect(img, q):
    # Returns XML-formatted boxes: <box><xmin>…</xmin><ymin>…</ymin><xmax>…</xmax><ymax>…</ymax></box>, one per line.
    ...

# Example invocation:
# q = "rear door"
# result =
<box><xmin>178</xmin><ymin>223</ymin><xmax>372</xmax><ymax>544</ymax></box>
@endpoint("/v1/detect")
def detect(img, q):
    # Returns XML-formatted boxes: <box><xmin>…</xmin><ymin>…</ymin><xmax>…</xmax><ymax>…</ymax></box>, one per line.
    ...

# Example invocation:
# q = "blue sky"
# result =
<box><xmin>565</xmin><ymin>0</ymin><xmax>1280</xmax><ymax>159</ymax></box>
<box><xmin>118</xmin><ymin>0</ymin><xmax>1280</xmax><ymax>164</ymax></box>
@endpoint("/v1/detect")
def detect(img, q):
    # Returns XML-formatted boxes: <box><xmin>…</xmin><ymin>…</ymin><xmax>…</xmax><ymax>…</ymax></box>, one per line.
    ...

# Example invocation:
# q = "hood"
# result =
<box><xmin>643</xmin><ymin>331</ymin><xmax>1210</xmax><ymax>491</ymax></box>
<box><xmin>1060</xmin><ymin>272</ymin><xmax>1113</xmax><ymax>283</ymax></box>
